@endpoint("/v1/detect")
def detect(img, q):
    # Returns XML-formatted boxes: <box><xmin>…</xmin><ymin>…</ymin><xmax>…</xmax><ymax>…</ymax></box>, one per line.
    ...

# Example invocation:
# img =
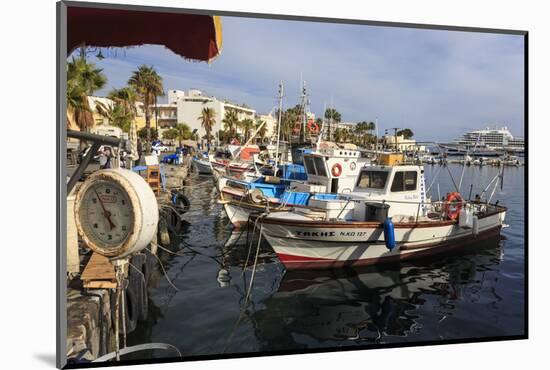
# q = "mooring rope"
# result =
<box><xmin>146</xmin><ymin>244</ymin><xmax>179</xmax><ymax>292</ymax></box>
<box><xmin>244</xmin><ymin>223</ymin><xmax>263</xmax><ymax>306</ymax></box>
<box><xmin>93</xmin><ymin>343</ymin><xmax>182</xmax><ymax>362</ymax></box>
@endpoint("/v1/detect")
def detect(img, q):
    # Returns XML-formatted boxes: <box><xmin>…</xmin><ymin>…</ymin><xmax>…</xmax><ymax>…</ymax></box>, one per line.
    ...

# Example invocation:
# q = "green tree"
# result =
<box><xmin>174</xmin><ymin>123</ymin><xmax>192</xmax><ymax>148</ymax></box>
<box><xmin>240</xmin><ymin>118</ymin><xmax>255</xmax><ymax>142</ymax></box>
<box><xmin>128</xmin><ymin>65</ymin><xmax>164</xmax><ymax>154</ymax></box>
<box><xmin>95</xmin><ymin>102</ymin><xmax>133</xmax><ymax>132</ymax></box>
<box><xmin>334</xmin><ymin>128</ymin><xmax>346</xmax><ymax>143</ymax></box>
<box><xmin>222</xmin><ymin>109</ymin><xmax>239</xmax><ymax>141</ymax></box>
<box><xmin>66</xmin><ymin>57</ymin><xmax>107</xmax><ymax>149</ymax></box>
<box><xmin>138</xmin><ymin>127</ymin><xmax>158</xmax><ymax>140</ymax></box>
<box><xmin>324</xmin><ymin>108</ymin><xmax>342</xmax><ymax>141</ymax></box>
<box><xmin>256</xmin><ymin>119</ymin><xmax>268</xmax><ymax>141</ymax></box>
<box><xmin>397</xmin><ymin>128</ymin><xmax>414</xmax><ymax>139</ymax></box>
<box><xmin>279</xmin><ymin>105</ymin><xmax>302</xmax><ymax>141</ymax></box>
<box><xmin>198</xmin><ymin>107</ymin><xmax>216</xmax><ymax>145</ymax></box>
<box><xmin>108</xmin><ymin>87</ymin><xmax>138</xmax><ymax>119</ymax></box>
<box><xmin>162</xmin><ymin>128</ymin><xmax>178</xmax><ymax>141</ymax></box>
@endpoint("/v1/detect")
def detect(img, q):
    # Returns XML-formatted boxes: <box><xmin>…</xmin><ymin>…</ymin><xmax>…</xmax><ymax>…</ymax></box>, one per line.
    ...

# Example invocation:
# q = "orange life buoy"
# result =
<box><xmin>307</xmin><ymin>120</ymin><xmax>320</xmax><ymax>133</ymax></box>
<box><xmin>444</xmin><ymin>191</ymin><xmax>463</xmax><ymax>220</ymax></box>
<box><xmin>331</xmin><ymin>163</ymin><xmax>343</xmax><ymax>177</ymax></box>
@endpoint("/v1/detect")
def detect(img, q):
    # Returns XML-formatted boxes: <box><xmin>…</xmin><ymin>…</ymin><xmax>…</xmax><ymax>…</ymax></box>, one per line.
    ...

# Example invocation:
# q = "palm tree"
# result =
<box><xmin>174</xmin><ymin>123</ymin><xmax>192</xmax><ymax>148</ymax></box>
<box><xmin>162</xmin><ymin>128</ymin><xmax>178</xmax><ymax>141</ymax></box>
<box><xmin>222</xmin><ymin>109</ymin><xmax>239</xmax><ymax>141</ymax></box>
<box><xmin>108</xmin><ymin>87</ymin><xmax>138</xmax><ymax>119</ymax></box>
<box><xmin>256</xmin><ymin>119</ymin><xmax>267</xmax><ymax>142</ymax></box>
<box><xmin>324</xmin><ymin>108</ymin><xmax>342</xmax><ymax>141</ymax></box>
<box><xmin>198</xmin><ymin>107</ymin><xmax>216</xmax><ymax>145</ymax></box>
<box><xmin>240</xmin><ymin>118</ymin><xmax>255</xmax><ymax>142</ymax></box>
<box><xmin>334</xmin><ymin>128</ymin><xmax>346</xmax><ymax>143</ymax></box>
<box><xmin>95</xmin><ymin>101</ymin><xmax>133</xmax><ymax>133</ymax></box>
<box><xmin>279</xmin><ymin>105</ymin><xmax>301</xmax><ymax>141</ymax></box>
<box><xmin>128</xmin><ymin>65</ymin><xmax>164</xmax><ymax>154</ymax></box>
<box><xmin>66</xmin><ymin>57</ymin><xmax>107</xmax><ymax>149</ymax></box>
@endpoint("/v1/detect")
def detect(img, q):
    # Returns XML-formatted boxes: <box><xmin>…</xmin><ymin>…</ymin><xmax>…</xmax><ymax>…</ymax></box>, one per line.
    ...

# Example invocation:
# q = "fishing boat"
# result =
<box><xmin>219</xmin><ymin>147</ymin><xmax>369</xmax><ymax>227</ymax></box>
<box><xmin>258</xmin><ymin>154</ymin><xmax>507</xmax><ymax>270</ymax></box>
<box><xmin>191</xmin><ymin>156</ymin><xmax>214</xmax><ymax>174</ymax></box>
<box><xmin>209</xmin><ymin>145</ymin><xmax>261</xmax><ymax>175</ymax></box>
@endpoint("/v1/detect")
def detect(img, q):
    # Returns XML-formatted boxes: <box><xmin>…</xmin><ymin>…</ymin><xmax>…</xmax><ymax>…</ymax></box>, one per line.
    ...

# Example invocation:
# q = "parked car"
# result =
<box><xmin>151</xmin><ymin>141</ymin><xmax>169</xmax><ymax>153</ymax></box>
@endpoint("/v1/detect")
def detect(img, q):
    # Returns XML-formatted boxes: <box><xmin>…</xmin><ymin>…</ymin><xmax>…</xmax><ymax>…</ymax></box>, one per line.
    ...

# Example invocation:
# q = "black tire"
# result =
<box><xmin>137</xmin><ymin>274</ymin><xmax>149</xmax><ymax>322</ymax></box>
<box><xmin>128</xmin><ymin>254</ymin><xmax>148</xmax><ymax>322</ymax></box>
<box><xmin>110</xmin><ymin>278</ymin><xmax>139</xmax><ymax>334</ymax></box>
<box><xmin>124</xmin><ymin>280</ymin><xmax>139</xmax><ymax>333</ymax></box>
<box><xmin>172</xmin><ymin>191</ymin><xmax>190</xmax><ymax>215</ymax></box>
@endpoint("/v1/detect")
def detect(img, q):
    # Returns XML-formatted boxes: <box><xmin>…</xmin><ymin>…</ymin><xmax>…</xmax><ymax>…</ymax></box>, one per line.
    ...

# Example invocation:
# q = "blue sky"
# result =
<box><xmin>77</xmin><ymin>15</ymin><xmax>525</xmax><ymax>141</ymax></box>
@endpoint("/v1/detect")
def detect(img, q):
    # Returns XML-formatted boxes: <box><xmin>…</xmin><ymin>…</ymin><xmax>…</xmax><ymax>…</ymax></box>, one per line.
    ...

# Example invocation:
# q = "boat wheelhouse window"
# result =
<box><xmin>391</xmin><ymin>171</ymin><xmax>418</xmax><ymax>192</ymax></box>
<box><xmin>313</xmin><ymin>156</ymin><xmax>327</xmax><ymax>177</ymax></box>
<box><xmin>356</xmin><ymin>170</ymin><xmax>388</xmax><ymax>189</ymax></box>
<box><xmin>304</xmin><ymin>156</ymin><xmax>316</xmax><ymax>175</ymax></box>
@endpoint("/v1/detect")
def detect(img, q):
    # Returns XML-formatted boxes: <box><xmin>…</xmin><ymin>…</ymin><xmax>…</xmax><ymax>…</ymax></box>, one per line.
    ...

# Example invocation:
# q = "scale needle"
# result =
<box><xmin>94</xmin><ymin>189</ymin><xmax>116</xmax><ymax>230</ymax></box>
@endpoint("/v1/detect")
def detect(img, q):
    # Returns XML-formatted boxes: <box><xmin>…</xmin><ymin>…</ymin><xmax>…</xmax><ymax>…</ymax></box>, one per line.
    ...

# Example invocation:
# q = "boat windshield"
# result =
<box><xmin>356</xmin><ymin>170</ymin><xmax>389</xmax><ymax>189</ymax></box>
<box><xmin>304</xmin><ymin>156</ymin><xmax>316</xmax><ymax>175</ymax></box>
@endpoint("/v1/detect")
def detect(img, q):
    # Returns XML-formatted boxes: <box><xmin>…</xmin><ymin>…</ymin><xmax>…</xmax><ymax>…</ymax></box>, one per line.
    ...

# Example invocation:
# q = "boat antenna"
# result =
<box><xmin>316</xmin><ymin>102</ymin><xmax>326</xmax><ymax>151</ymax></box>
<box><xmin>299</xmin><ymin>79</ymin><xmax>307</xmax><ymax>143</ymax></box>
<box><xmin>389</xmin><ymin>127</ymin><xmax>400</xmax><ymax>152</ymax></box>
<box><xmin>375</xmin><ymin>118</ymin><xmax>379</xmax><ymax>164</ymax></box>
<box><xmin>274</xmin><ymin>82</ymin><xmax>284</xmax><ymax>170</ymax></box>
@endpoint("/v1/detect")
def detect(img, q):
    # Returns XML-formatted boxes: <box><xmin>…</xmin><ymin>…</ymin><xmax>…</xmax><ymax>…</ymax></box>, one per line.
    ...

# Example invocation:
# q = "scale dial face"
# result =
<box><xmin>78</xmin><ymin>180</ymin><xmax>135</xmax><ymax>252</ymax></box>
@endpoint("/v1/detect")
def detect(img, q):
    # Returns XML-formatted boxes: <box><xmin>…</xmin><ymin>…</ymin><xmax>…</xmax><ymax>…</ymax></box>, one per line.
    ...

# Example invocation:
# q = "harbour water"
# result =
<box><xmin>128</xmin><ymin>164</ymin><xmax>525</xmax><ymax>358</ymax></box>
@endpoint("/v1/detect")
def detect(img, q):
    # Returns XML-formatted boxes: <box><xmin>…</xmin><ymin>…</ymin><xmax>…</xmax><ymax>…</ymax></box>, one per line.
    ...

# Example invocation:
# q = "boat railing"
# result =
<box><xmin>314</xmin><ymin>195</ymin><xmax>504</xmax><ymax>223</ymax></box>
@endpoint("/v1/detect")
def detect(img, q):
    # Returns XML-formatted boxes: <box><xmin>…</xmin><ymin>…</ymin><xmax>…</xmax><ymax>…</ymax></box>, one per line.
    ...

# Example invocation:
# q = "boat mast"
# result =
<box><xmin>375</xmin><ymin>118</ymin><xmax>379</xmax><ymax>164</ymax></box>
<box><xmin>316</xmin><ymin>103</ymin><xmax>327</xmax><ymax>151</ymax></box>
<box><xmin>274</xmin><ymin>82</ymin><xmax>284</xmax><ymax>169</ymax></box>
<box><xmin>299</xmin><ymin>79</ymin><xmax>307</xmax><ymax>143</ymax></box>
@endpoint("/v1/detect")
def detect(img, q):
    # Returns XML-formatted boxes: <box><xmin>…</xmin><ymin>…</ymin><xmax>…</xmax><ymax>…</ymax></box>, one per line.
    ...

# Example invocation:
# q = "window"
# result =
<box><xmin>313</xmin><ymin>157</ymin><xmax>327</xmax><ymax>176</ymax></box>
<box><xmin>391</xmin><ymin>171</ymin><xmax>418</xmax><ymax>192</ymax></box>
<box><xmin>356</xmin><ymin>170</ymin><xmax>388</xmax><ymax>189</ymax></box>
<box><xmin>304</xmin><ymin>156</ymin><xmax>316</xmax><ymax>175</ymax></box>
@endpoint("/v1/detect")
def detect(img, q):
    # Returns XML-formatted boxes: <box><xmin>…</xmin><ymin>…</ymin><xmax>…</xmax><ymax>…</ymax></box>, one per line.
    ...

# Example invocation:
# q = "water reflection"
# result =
<box><xmin>128</xmin><ymin>166</ymin><xmax>523</xmax><ymax>358</ymax></box>
<box><xmin>251</xmin><ymin>237</ymin><xmax>504</xmax><ymax>350</ymax></box>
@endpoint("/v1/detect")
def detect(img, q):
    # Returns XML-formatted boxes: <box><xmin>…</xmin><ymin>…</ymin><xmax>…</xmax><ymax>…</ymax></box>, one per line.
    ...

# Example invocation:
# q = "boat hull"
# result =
<box><xmin>261</xmin><ymin>210</ymin><xmax>506</xmax><ymax>270</ymax></box>
<box><xmin>223</xmin><ymin>201</ymin><xmax>289</xmax><ymax>228</ymax></box>
<box><xmin>192</xmin><ymin>158</ymin><xmax>213</xmax><ymax>174</ymax></box>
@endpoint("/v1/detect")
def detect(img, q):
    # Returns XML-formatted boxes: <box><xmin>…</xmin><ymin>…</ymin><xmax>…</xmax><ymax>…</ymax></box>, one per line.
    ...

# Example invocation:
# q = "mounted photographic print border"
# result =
<box><xmin>57</xmin><ymin>1</ymin><xmax>528</xmax><ymax>368</ymax></box>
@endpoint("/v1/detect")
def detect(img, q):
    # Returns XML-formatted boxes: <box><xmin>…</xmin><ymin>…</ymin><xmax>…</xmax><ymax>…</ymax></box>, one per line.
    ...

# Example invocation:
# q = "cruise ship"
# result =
<box><xmin>456</xmin><ymin>126</ymin><xmax>524</xmax><ymax>152</ymax></box>
<box><xmin>441</xmin><ymin>126</ymin><xmax>524</xmax><ymax>156</ymax></box>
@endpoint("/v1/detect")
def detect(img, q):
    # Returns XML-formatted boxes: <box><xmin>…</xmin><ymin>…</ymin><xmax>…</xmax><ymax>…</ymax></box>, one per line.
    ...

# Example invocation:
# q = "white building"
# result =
<box><xmin>383</xmin><ymin>135</ymin><xmax>425</xmax><ymax>152</ymax></box>
<box><xmin>257</xmin><ymin>113</ymin><xmax>278</xmax><ymax>142</ymax></box>
<box><xmin>167</xmin><ymin>89</ymin><xmax>256</xmax><ymax>140</ymax></box>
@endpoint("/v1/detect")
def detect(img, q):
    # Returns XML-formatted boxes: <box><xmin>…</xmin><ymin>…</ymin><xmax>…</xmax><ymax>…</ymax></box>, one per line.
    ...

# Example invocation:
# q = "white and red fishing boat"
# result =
<box><xmin>191</xmin><ymin>157</ymin><xmax>214</xmax><ymax>174</ymax></box>
<box><xmin>219</xmin><ymin>147</ymin><xmax>369</xmax><ymax>227</ymax></box>
<box><xmin>259</xmin><ymin>156</ymin><xmax>507</xmax><ymax>270</ymax></box>
<box><xmin>209</xmin><ymin>144</ymin><xmax>261</xmax><ymax>175</ymax></box>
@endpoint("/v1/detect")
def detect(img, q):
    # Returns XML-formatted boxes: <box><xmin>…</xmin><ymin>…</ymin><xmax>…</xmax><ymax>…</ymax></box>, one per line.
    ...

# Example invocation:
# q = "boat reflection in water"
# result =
<box><xmin>250</xmin><ymin>236</ymin><xmax>504</xmax><ymax>351</ymax></box>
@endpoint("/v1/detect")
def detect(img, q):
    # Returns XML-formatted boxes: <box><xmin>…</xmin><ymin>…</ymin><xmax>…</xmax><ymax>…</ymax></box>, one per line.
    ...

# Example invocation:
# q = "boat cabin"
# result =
<box><xmin>350</xmin><ymin>164</ymin><xmax>428</xmax><ymax>217</ymax></box>
<box><xmin>290</xmin><ymin>148</ymin><xmax>367</xmax><ymax>194</ymax></box>
<box><xmin>306</xmin><ymin>163</ymin><xmax>428</xmax><ymax>221</ymax></box>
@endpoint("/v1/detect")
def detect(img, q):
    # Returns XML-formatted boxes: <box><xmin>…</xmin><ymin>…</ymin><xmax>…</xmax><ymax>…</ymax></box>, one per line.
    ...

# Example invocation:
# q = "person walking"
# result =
<box><xmin>99</xmin><ymin>147</ymin><xmax>112</xmax><ymax>169</ymax></box>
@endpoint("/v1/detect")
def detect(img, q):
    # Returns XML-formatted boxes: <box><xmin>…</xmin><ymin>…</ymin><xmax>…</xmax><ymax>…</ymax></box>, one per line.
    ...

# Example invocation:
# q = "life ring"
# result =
<box><xmin>307</xmin><ymin>120</ymin><xmax>320</xmax><ymax>133</ymax></box>
<box><xmin>331</xmin><ymin>163</ymin><xmax>343</xmax><ymax>177</ymax></box>
<box><xmin>444</xmin><ymin>191</ymin><xmax>463</xmax><ymax>220</ymax></box>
